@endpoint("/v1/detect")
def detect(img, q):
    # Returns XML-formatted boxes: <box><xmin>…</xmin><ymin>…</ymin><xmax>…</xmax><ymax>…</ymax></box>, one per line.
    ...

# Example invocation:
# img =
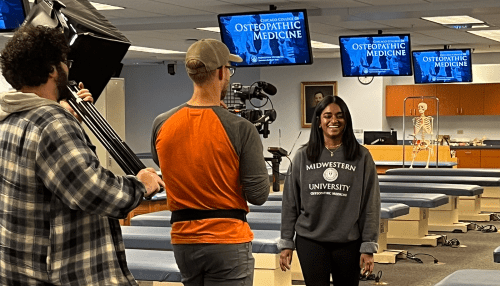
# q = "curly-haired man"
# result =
<box><xmin>0</xmin><ymin>25</ymin><xmax>164</xmax><ymax>285</ymax></box>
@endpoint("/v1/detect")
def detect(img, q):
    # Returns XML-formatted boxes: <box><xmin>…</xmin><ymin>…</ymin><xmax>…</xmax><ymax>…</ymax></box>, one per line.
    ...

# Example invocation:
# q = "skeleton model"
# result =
<box><xmin>410</xmin><ymin>102</ymin><xmax>434</xmax><ymax>168</ymax></box>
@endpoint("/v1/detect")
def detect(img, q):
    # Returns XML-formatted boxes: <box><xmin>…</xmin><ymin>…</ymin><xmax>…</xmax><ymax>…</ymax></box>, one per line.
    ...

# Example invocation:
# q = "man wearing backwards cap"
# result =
<box><xmin>151</xmin><ymin>39</ymin><xmax>269</xmax><ymax>285</ymax></box>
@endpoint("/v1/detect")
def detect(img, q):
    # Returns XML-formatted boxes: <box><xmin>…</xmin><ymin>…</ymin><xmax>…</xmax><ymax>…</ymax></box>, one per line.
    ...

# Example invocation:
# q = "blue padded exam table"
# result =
<box><xmin>379</xmin><ymin>181</ymin><xmax>483</xmax><ymax>232</ymax></box>
<box><xmin>130</xmin><ymin>211</ymin><xmax>282</xmax><ymax>230</ymax></box>
<box><xmin>380</xmin><ymin>175</ymin><xmax>498</xmax><ymax>221</ymax></box>
<box><xmin>249</xmin><ymin>201</ymin><xmax>282</xmax><ymax>213</ymax></box>
<box><xmin>385</xmin><ymin>168</ymin><xmax>500</xmax><ymax>177</ymax></box>
<box><xmin>434</xmin><ymin>269</ymin><xmax>500</xmax><ymax>286</ymax></box>
<box><xmin>126</xmin><ymin>203</ymin><xmax>410</xmax><ymax>281</ymax></box>
<box><xmin>384</xmin><ymin>169</ymin><xmax>500</xmax><ymax>215</ymax></box>
<box><xmin>130</xmin><ymin>203</ymin><xmax>410</xmax><ymax>229</ymax></box>
<box><xmin>123</xmin><ymin>226</ymin><xmax>291</xmax><ymax>285</ymax></box>
<box><xmin>122</xmin><ymin>227</ymin><xmax>280</xmax><ymax>254</ymax></box>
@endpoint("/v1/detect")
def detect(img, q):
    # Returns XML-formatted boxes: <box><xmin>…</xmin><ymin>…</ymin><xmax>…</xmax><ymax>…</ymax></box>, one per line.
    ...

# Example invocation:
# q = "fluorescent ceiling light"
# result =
<box><xmin>311</xmin><ymin>41</ymin><xmax>339</xmax><ymax>49</ymax></box>
<box><xmin>28</xmin><ymin>0</ymin><xmax>124</xmax><ymax>10</ymax></box>
<box><xmin>467</xmin><ymin>30</ymin><xmax>500</xmax><ymax>43</ymax></box>
<box><xmin>422</xmin><ymin>15</ymin><xmax>484</xmax><ymax>25</ymax></box>
<box><xmin>196</xmin><ymin>27</ymin><xmax>221</xmax><ymax>33</ymax></box>
<box><xmin>472</xmin><ymin>25</ymin><xmax>490</xmax><ymax>29</ymax></box>
<box><xmin>129</xmin><ymin>46</ymin><xmax>184</xmax><ymax>54</ymax></box>
<box><xmin>88</xmin><ymin>2</ymin><xmax>124</xmax><ymax>10</ymax></box>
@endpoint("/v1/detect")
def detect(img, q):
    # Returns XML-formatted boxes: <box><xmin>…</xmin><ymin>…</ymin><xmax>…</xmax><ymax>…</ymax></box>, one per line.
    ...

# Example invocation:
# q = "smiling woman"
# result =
<box><xmin>279</xmin><ymin>94</ymin><xmax>381</xmax><ymax>286</ymax></box>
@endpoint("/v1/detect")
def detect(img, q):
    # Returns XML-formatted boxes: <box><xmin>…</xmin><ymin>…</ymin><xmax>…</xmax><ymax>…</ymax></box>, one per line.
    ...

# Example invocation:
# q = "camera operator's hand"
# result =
<box><xmin>137</xmin><ymin>168</ymin><xmax>165</xmax><ymax>198</ymax></box>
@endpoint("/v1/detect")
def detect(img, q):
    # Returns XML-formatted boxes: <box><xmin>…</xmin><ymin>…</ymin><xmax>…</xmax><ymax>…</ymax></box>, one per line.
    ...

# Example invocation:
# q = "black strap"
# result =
<box><xmin>170</xmin><ymin>209</ymin><xmax>247</xmax><ymax>224</ymax></box>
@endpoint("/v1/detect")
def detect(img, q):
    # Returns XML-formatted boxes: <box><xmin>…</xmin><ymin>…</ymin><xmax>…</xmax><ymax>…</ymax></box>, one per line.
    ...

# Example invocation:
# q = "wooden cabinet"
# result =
<box><xmin>484</xmin><ymin>83</ymin><xmax>500</xmax><ymax>115</ymax></box>
<box><xmin>480</xmin><ymin>150</ymin><xmax>500</xmax><ymax>168</ymax></box>
<box><xmin>386</xmin><ymin>85</ymin><xmax>413</xmax><ymax>116</ymax></box>
<box><xmin>441</xmin><ymin>84</ymin><xmax>484</xmax><ymax>115</ymax></box>
<box><xmin>387</xmin><ymin>83</ymin><xmax>495</xmax><ymax>117</ymax></box>
<box><xmin>455</xmin><ymin>149</ymin><xmax>481</xmax><ymax>168</ymax></box>
<box><xmin>454</xmin><ymin>149</ymin><xmax>500</xmax><ymax>169</ymax></box>
<box><xmin>435</xmin><ymin>84</ymin><xmax>484</xmax><ymax>116</ymax></box>
<box><xmin>386</xmin><ymin>85</ymin><xmax>437</xmax><ymax>117</ymax></box>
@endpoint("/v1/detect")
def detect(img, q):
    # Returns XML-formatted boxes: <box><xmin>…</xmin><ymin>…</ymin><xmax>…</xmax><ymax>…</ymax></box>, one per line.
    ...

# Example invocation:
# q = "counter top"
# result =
<box><xmin>450</xmin><ymin>145</ymin><xmax>500</xmax><ymax>149</ymax></box>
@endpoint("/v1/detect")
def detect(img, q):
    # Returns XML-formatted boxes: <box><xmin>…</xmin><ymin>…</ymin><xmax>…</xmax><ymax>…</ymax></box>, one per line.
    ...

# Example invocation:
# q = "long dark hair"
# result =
<box><xmin>306</xmin><ymin>95</ymin><xmax>360</xmax><ymax>162</ymax></box>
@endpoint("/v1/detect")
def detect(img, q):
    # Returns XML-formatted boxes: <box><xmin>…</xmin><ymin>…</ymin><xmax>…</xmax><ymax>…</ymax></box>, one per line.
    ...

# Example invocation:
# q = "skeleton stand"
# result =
<box><xmin>410</xmin><ymin>103</ymin><xmax>434</xmax><ymax>168</ymax></box>
<box><xmin>403</xmin><ymin>97</ymin><xmax>439</xmax><ymax>168</ymax></box>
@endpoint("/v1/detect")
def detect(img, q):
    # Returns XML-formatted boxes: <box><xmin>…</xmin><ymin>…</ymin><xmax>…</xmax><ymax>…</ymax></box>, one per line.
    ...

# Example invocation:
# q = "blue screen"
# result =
<box><xmin>0</xmin><ymin>0</ymin><xmax>28</xmax><ymax>32</ymax></box>
<box><xmin>218</xmin><ymin>10</ymin><xmax>313</xmax><ymax>67</ymax></box>
<box><xmin>339</xmin><ymin>34</ymin><xmax>412</xmax><ymax>77</ymax></box>
<box><xmin>412</xmin><ymin>49</ymin><xmax>472</xmax><ymax>83</ymax></box>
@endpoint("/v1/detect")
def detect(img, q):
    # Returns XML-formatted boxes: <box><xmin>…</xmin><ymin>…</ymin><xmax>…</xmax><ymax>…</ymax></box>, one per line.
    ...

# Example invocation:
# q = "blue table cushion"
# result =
<box><xmin>494</xmin><ymin>246</ymin><xmax>500</xmax><ymax>263</ymax></box>
<box><xmin>380</xmin><ymin>182</ymin><xmax>483</xmax><ymax>196</ymax></box>
<box><xmin>380</xmin><ymin>193</ymin><xmax>449</xmax><ymax>208</ymax></box>
<box><xmin>380</xmin><ymin>203</ymin><xmax>409</xmax><ymax>219</ymax></box>
<box><xmin>130</xmin><ymin>203</ymin><xmax>409</xmax><ymax>229</ymax></box>
<box><xmin>126</xmin><ymin>249</ymin><xmax>181</xmax><ymax>282</ymax></box>
<box><xmin>434</xmin><ymin>269</ymin><xmax>500</xmax><ymax>286</ymax></box>
<box><xmin>249</xmin><ymin>201</ymin><xmax>282</xmax><ymax>213</ymax></box>
<box><xmin>379</xmin><ymin>175</ymin><xmax>500</xmax><ymax>187</ymax></box>
<box><xmin>130</xmin><ymin>211</ymin><xmax>282</xmax><ymax>230</ymax></box>
<box><xmin>386</xmin><ymin>168</ymin><xmax>500</xmax><ymax>178</ymax></box>
<box><xmin>122</xmin><ymin>226</ymin><xmax>280</xmax><ymax>254</ymax></box>
<box><xmin>267</xmin><ymin>193</ymin><xmax>283</xmax><ymax>201</ymax></box>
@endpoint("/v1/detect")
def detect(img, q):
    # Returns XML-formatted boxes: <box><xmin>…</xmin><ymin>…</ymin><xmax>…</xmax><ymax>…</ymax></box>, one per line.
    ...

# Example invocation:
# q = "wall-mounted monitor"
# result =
<box><xmin>218</xmin><ymin>9</ymin><xmax>313</xmax><ymax>67</ymax></box>
<box><xmin>412</xmin><ymin>49</ymin><xmax>472</xmax><ymax>84</ymax></box>
<box><xmin>0</xmin><ymin>0</ymin><xmax>30</xmax><ymax>32</ymax></box>
<box><xmin>339</xmin><ymin>34</ymin><xmax>412</xmax><ymax>77</ymax></box>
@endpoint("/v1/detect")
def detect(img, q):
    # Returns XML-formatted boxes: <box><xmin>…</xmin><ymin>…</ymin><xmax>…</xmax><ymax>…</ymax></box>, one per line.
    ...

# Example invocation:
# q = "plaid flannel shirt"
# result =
<box><xmin>0</xmin><ymin>99</ymin><xmax>145</xmax><ymax>285</ymax></box>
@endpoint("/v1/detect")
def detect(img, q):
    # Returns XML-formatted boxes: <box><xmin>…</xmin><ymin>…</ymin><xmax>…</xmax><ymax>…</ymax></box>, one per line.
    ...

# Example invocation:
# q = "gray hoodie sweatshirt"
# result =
<box><xmin>0</xmin><ymin>90</ymin><xmax>60</xmax><ymax>121</ymax></box>
<box><xmin>278</xmin><ymin>145</ymin><xmax>381</xmax><ymax>254</ymax></box>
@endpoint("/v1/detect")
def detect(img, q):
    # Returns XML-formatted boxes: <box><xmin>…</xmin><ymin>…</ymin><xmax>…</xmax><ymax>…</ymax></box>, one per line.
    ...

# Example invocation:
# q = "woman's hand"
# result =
<box><xmin>360</xmin><ymin>253</ymin><xmax>374</xmax><ymax>276</ymax></box>
<box><xmin>279</xmin><ymin>249</ymin><xmax>294</xmax><ymax>271</ymax></box>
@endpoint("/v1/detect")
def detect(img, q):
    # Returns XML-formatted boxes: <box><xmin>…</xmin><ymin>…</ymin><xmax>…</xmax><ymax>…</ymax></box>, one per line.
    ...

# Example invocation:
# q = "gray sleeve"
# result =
<box><xmin>150</xmin><ymin>115</ymin><xmax>164</xmax><ymax>167</ymax></box>
<box><xmin>358</xmin><ymin>150</ymin><xmax>381</xmax><ymax>254</ymax></box>
<box><xmin>278</xmin><ymin>152</ymin><xmax>302</xmax><ymax>251</ymax></box>
<box><xmin>239</xmin><ymin>124</ymin><xmax>270</xmax><ymax>205</ymax></box>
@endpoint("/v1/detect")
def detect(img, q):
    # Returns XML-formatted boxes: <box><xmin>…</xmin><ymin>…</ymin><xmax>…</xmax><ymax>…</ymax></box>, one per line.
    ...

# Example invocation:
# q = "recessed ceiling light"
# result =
<box><xmin>128</xmin><ymin>46</ymin><xmax>184</xmax><ymax>54</ymax></box>
<box><xmin>467</xmin><ymin>30</ymin><xmax>500</xmax><ymax>43</ymax></box>
<box><xmin>422</xmin><ymin>15</ymin><xmax>484</xmax><ymax>25</ymax></box>
<box><xmin>28</xmin><ymin>0</ymin><xmax>124</xmax><ymax>10</ymax></box>
<box><xmin>196</xmin><ymin>27</ymin><xmax>221</xmax><ymax>33</ymax></box>
<box><xmin>311</xmin><ymin>41</ymin><xmax>339</xmax><ymax>49</ymax></box>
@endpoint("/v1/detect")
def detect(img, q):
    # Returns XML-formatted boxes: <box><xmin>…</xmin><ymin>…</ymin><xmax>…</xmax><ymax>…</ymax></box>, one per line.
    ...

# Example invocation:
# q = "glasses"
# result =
<box><xmin>64</xmin><ymin>59</ymin><xmax>73</xmax><ymax>69</ymax></box>
<box><xmin>218</xmin><ymin>65</ymin><xmax>236</xmax><ymax>77</ymax></box>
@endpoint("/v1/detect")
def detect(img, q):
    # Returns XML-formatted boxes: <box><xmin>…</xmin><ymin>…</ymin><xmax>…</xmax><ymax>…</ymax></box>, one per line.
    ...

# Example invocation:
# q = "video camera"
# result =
<box><xmin>226</xmin><ymin>81</ymin><xmax>277</xmax><ymax>138</ymax></box>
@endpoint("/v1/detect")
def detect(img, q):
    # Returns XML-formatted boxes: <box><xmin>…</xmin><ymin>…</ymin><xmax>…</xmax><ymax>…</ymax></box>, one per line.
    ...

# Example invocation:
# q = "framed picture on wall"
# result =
<box><xmin>301</xmin><ymin>81</ymin><xmax>338</xmax><ymax>128</ymax></box>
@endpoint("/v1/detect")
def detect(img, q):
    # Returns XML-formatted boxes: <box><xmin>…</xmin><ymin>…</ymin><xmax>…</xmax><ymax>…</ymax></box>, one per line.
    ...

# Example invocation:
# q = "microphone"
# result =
<box><xmin>257</xmin><ymin>81</ymin><xmax>277</xmax><ymax>95</ymax></box>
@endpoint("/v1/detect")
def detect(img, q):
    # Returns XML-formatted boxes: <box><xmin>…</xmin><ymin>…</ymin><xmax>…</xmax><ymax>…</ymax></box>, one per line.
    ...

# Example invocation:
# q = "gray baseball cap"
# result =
<box><xmin>185</xmin><ymin>39</ymin><xmax>242</xmax><ymax>74</ymax></box>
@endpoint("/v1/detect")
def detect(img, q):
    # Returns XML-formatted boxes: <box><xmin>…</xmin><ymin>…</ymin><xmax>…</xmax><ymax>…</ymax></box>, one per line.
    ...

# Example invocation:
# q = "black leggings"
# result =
<box><xmin>295</xmin><ymin>235</ymin><xmax>361</xmax><ymax>286</ymax></box>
